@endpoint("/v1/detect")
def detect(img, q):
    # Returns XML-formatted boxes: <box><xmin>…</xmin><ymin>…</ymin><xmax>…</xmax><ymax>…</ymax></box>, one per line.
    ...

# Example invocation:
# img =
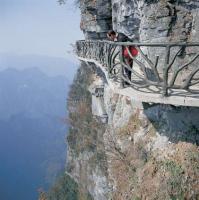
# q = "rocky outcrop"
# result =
<box><xmin>67</xmin><ymin>63</ymin><xmax>112</xmax><ymax>200</ymax></box>
<box><xmin>102</xmin><ymin>84</ymin><xmax>199</xmax><ymax>199</ymax></box>
<box><xmin>80</xmin><ymin>0</ymin><xmax>112</xmax><ymax>39</ymax></box>
<box><xmin>80</xmin><ymin>0</ymin><xmax>199</xmax><ymax>42</ymax></box>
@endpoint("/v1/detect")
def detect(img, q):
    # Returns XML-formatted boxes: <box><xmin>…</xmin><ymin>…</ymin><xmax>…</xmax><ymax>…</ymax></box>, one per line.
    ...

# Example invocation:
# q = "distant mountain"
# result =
<box><xmin>0</xmin><ymin>53</ymin><xmax>78</xmax><ymax>81</ymax></box>
<box><xmin>0</xmin><ymin>67</ymin><xmax>73</xmax><ymax>200</ymax></box>
<box><xmin>0</xmin><ymin>67</ymin><xmax>69</xmax><ymax>120</ymax></box>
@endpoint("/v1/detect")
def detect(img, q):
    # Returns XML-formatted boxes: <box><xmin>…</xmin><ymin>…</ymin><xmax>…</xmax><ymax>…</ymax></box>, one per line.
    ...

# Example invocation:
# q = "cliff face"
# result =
<box><xmin>102</xmin><ymin>88</ymin><xmax>199</xmax><ymax>199</ymax></box>
<box><xmin>112</xmin><ymin>0</ymin><xmax>199</xmax><ymax>42</ymax></box>
<box><xmin>81</xmin><ymin>0</ymin><xmax>199</xmax><ymax>42</ymax></box>
<box><xmin>67</xmin><ymin>63</ymin><xmax>111</xmax><ymax>200</ymax></box>
<box><xmin>66</xmin><ymin>1</ymin><xmax>199</xmax><ymax>200</ymax></box>
<box><xmin>80</xmin><ymin>0</ymin><xmax>112</xmax><ymax>39</ymax></box>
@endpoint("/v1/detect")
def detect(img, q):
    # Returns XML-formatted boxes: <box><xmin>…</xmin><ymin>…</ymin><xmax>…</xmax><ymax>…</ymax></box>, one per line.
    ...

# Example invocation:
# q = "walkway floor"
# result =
<box><xmin>78</xmin><ymin>56</ymin><xmax>199</xmax><ymax>107</ymax></box>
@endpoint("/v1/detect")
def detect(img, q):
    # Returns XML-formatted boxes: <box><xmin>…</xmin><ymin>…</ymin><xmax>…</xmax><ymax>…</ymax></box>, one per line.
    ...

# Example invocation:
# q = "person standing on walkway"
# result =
<box><xmin>107</xmin><ymin>30</ymin><xmax>138</xmax><ymax>85</ymax></box>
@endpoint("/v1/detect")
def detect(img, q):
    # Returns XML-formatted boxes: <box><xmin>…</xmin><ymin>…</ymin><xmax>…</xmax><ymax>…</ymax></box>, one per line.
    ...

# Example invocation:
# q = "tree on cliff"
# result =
<box><xmin>58</xmin><ymin>0</ymin><xmax>80</xmax><ymax>6</ymax></box>
<box><xmin>57</xmin><ymin>0</ymin><xmax>65</xmax><ymax>4</ymax></box>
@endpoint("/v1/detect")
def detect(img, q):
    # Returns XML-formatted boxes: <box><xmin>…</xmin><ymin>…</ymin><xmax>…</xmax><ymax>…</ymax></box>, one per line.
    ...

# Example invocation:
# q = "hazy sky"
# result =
<box><xmin>0</xmin><ymin>0</ymin><xmax>83</xmax><ymax>60</ymax></box>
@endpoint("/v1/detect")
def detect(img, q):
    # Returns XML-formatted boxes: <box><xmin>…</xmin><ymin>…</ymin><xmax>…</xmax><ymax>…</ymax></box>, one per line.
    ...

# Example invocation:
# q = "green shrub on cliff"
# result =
<box><xmin>47</xmin><ymin>174</ymin><xmax>78</xmax><ymax>200</ymax></box>
<box><xmin>45</xmin><ymin>173</ymin><xmax>93</xmax><ymax>200</ymax></box>
<box><xmin>67</xmin><ymin>63</ymin><xmax>105</xmax><ymax>156</ymax></box>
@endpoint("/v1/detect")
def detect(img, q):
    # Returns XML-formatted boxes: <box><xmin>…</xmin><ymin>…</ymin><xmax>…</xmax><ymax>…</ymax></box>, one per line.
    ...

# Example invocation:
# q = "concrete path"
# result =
<box><xmin>77</xmin><ymin>56</ymin><xmax>199</xmax><ymax>107</ymax></box>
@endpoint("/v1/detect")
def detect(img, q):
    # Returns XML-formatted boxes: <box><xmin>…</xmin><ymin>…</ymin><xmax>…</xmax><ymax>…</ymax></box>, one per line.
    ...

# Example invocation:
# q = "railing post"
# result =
<box><xmin>163</xmin><ymin>45</ymin><xmax>170</xmax><ymax>96</ymax></box>
<box><xmin>118</xmin><ymin>45</ymin><xmax>124</xmax><ymax>88</ymax></box>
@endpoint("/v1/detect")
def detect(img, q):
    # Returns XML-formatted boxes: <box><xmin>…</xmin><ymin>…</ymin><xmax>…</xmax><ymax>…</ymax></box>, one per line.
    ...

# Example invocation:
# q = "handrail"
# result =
<box><xmin>77</xmin><ymin>39</ymin><xmax>199</xmax><ymax>47</ymax></box>
<box><xmin>76</xmin><ymin>40</ymin><xmax>199</xmax><ymax>97</ymax></box>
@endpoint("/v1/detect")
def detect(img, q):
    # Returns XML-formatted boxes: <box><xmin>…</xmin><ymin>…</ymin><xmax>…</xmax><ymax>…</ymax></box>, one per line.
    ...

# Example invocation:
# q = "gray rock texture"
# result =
<box><xmin>80</xmin><ymin>0</ymin><xmax>199</xmax><ymax>42</ymax></box>
<box><xmin>80</xmin><ymin>0</ymin><xmax>112</xmax><ymax>39</ymax></box>
<box><xmin>112</xmin><ymin>0</ymin><xmax>141</xmax><ymax>40</ymax></box>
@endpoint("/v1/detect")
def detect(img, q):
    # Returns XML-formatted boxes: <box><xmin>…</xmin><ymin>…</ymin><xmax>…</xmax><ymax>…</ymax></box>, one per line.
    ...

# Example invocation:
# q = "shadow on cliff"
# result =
<box><xmin>143</xmin><ymin>103</ymin><xmax>199</xmax><ymax>146</ymax></box>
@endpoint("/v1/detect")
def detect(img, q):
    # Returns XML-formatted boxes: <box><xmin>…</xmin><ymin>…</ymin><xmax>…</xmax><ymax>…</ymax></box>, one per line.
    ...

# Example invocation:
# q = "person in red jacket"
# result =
<box><xmin>107</xmin><ymin>30</ymin><xmax>138</xmax><ymax>85</ymax></box>
<box><xmin>107</xmin><ymin>30</ymin><xmax>129</xmax><ymax>42</ymax></box>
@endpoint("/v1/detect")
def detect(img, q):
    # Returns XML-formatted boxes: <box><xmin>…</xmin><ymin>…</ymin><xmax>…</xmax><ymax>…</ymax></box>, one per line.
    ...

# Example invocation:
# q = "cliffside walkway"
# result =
<box><xmin>76</xmin><ymin>40</ymin><xmax>199</xmax><ymax>107</ymax></box>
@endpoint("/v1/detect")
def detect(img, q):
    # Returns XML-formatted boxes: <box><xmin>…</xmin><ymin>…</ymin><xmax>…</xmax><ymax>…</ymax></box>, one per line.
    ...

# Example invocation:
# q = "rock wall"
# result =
<box><xmin>80</xmin><ymin>0</ymin><xmax>112</xmax><ymax>39</ymax></box>
<box><xmin>67</xmin><ymin>63</ymin><xmax>112</xmax><ymax>200</ymax></box>
<box><xmin>80</xmin><ymin>0</ymin><xmax>199</xmax><ymax>42</ymax></box>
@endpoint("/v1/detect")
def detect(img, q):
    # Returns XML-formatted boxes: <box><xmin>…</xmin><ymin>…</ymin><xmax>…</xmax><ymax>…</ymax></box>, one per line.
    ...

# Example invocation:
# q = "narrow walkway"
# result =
<box><xmin>76</xmin><ymin>40</ymin><xmax>199</xmax><ymax>107</ymax></box>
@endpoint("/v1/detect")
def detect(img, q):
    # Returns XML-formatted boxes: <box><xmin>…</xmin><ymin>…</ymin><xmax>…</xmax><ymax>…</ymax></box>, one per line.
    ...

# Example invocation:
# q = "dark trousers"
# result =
<box><xmin>124</xmin><ymin>58</ymin><xmax>133</xmax><ymax>82</ymax></box>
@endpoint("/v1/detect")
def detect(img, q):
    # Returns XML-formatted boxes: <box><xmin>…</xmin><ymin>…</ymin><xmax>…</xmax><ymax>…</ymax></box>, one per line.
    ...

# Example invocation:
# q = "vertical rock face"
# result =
<box><xmin>80</xmin><ymin>0</ymin><xmax>199</xmax><ymax>42</ymax></box>
<box><xmin>67</xmin><ymin>63</ymin><xmax>112</xmax><ymax>200</ymax></box>
<box><xmin>112</xmin><ymin>0</ymin><xmax>199</xmax><ymax>42</ymax></box>
<box><xmin>137</xmin><ymin>0</ymin><xmax>197</xmax><ymax>42</ymax></box>
<box><xmin>112</xmin><ymin>0</ymin><xmax>141</xmax><ymax>40</ymax></box>
<box><xmin>113</xmin><ymin>0</ymin><xmax>199</xmax><ymax>42</ymax></box>
<box><xmin>80</xmin><ymin>0</ymin><xmax>112</xmax><ymax>39</ymax></box>
<box><xmin>66</xmin><ymin>1</ymin><xmax>199</xmax><ymax>200</ymax></box>
<box><xmin>102</xmin><ymin>88</ymin><xmax>199</xmax><ymax>200</ymax></box>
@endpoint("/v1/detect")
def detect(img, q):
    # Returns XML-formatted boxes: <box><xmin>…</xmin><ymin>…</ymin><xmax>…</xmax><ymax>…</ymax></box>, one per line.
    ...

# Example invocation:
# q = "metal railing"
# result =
<box><xmin>76</xmin><ymin>40</ymin><xmax>199</xmax><ymax>96</ymax></box>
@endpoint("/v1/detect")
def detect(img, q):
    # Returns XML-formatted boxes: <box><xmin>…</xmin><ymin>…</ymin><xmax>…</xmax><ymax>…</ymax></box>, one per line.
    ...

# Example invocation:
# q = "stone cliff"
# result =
<box><xmin>66</xmin><ymin>1</ymin><xmax>199</xmax><ymax>200</ymax></box>
<box><xmin>80</xmin><ymin>0</ymin><xmax>199</xmax><ymax>42</ymax></box>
